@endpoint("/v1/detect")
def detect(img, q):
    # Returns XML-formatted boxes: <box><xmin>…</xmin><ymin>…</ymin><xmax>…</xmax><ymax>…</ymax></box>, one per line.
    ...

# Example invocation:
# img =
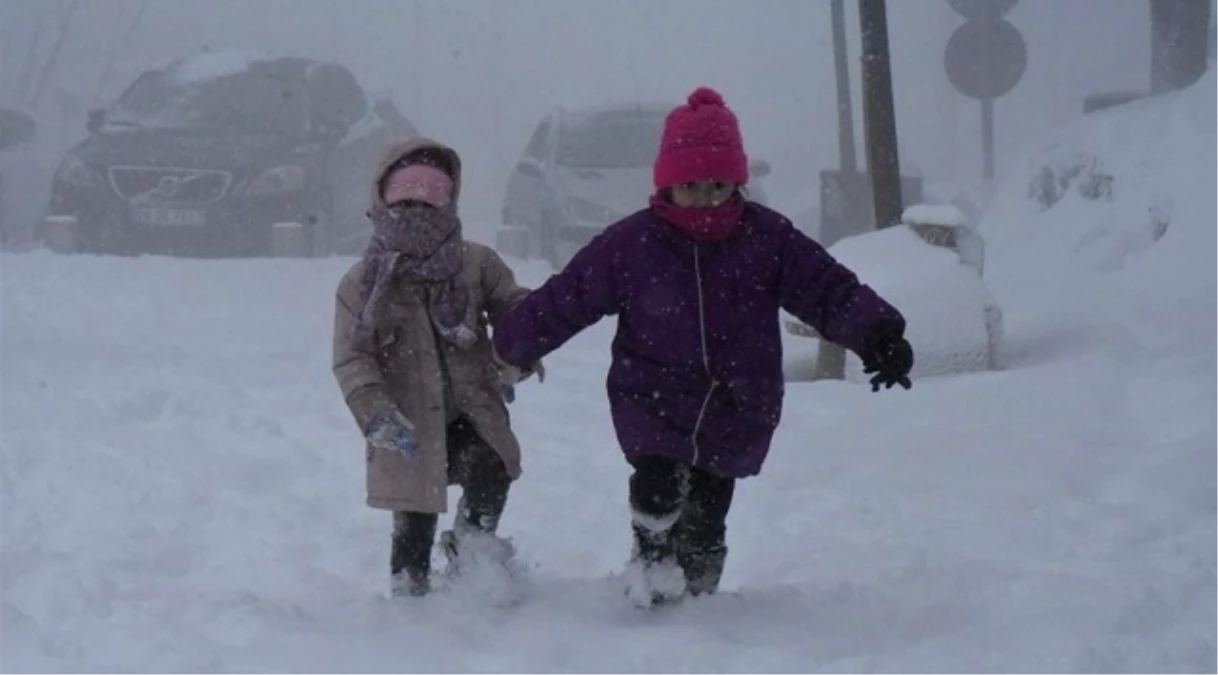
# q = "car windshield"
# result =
<box><xmin>106</xmin><ymin>64</ymin><xmax>309</xmax><ymax>134</ymax></box>
<box><xmin>556</xmin><ymin>111</ymin><xmax>665</xmax><ymax>169</ymax></box>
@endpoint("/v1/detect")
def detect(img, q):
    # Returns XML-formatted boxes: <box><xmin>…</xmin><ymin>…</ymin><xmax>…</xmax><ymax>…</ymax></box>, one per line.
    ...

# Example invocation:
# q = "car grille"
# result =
<box><xmin>108</xmin><ymin>166</ymin><xmax>232</xmax><ymax>205</ymax></box>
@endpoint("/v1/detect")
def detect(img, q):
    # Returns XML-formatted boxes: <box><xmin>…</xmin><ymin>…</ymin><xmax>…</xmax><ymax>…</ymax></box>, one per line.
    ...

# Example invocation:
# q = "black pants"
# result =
<box><xmin>628</xmin><ymin>455</ymin><xmax>735</xmax><ymax>564</ymax></box>
<box><xmin>390</xmin><ymin>417</ymin><xmax>510</xmax><ymax>580</ymax></box>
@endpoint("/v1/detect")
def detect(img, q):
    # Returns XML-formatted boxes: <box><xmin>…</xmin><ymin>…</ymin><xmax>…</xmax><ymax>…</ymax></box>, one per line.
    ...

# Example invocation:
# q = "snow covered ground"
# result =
<box><xmin>2</xmin><ymin>73</ymin><xmax>1214</xmax><ymax>672</ymax></box>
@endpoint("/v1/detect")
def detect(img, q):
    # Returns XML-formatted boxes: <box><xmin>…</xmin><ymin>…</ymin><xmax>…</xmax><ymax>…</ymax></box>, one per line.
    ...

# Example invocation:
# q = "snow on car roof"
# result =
<box><xmin>162</xmin><ymin>50</ymin><xmax>278</xmax><ymax>85</ymax></box>
<box><xmin>559</xmin><ymin>100</ymin><xmax>673</xmax><ymax>122</ymax></box>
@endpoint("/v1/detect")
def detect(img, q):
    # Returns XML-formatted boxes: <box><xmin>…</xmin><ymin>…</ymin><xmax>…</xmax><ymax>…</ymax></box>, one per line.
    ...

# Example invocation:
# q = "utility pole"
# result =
<box><xmin>811</xmin><ymin>0</ymin><xmax>902</xmax><ymax>383</ymax></box>
<box><xmin>832</xmin><ymin>0</ymin><xmax>858</xmax><ymax>177</ymax></box>
<box><xmin>1150</xmin><ymin>0</ymin><xmax>1212</xmax><ymax>93</ymax></box>
<box><xmin>813</xmin><ymin>0</ymin><xmax>859</xmax><ymax>382</ymax></box>
<box><xmin>858</xmin><ymin>0</ymin><xmax>903</xmax><ymax>229</ymax></box>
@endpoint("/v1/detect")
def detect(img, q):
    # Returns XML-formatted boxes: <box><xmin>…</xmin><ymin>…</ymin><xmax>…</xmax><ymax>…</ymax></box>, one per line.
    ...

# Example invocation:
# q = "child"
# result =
<box><xmin>332</xmin><ymin>138</ymin><xmax>539</xmax><ymax>597</ymax></box>
<box><xmin>491</xmin><ymin>88</ymin><xmax>913</xmax><ymax>606</ymax></box>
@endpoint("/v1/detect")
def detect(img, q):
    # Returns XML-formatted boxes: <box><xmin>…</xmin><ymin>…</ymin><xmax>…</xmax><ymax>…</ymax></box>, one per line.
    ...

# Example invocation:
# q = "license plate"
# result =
<box><xmin>131</xmin><ymin>207</ymin><xmax>205</xmax><ymax>227</ymax></box>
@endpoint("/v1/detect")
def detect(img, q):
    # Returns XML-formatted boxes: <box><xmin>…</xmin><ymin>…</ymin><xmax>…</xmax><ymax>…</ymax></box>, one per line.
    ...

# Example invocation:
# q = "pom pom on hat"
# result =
<box><xmin>686</xmin><ymin>87</ymin><xmax>725</xmax><ymax>109</ymax></box>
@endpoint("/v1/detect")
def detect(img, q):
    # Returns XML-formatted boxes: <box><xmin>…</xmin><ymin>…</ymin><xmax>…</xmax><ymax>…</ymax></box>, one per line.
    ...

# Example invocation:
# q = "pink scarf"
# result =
<box><xmin>649</xmin><ymin>194</ymin><xmax>744</xmax><ymax>241</ymax></box>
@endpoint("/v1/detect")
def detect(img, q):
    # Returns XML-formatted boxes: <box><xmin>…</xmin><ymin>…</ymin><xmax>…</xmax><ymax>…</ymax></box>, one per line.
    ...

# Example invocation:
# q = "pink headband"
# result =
<box><xmin>382</xmin><ymin>164</ymin><xmax>453</xmax><ymax>208</ymax></box>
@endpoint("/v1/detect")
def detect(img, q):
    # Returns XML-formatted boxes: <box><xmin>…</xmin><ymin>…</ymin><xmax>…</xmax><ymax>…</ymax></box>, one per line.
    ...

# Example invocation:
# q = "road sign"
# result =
<box><xmin>946</xmin><ymin>0</ymin><xmax>1019</xmax><ymax>20</ymax></box>
<box><xmin>944</xmin><ymin>18</ymin><xmax>1028</xmax><ymax>100</ymax></box>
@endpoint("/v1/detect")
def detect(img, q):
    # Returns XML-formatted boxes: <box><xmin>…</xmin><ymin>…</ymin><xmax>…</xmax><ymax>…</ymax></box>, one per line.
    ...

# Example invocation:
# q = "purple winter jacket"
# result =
<box><xmin>492</xmin><ymin>202</ymin><xmax>904</xmax><ymax>478</ymax></box>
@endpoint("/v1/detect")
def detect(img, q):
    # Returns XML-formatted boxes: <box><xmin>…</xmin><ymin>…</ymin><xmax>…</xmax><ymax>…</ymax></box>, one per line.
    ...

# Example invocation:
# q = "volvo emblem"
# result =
<box><xmin>136</xmin><ymin>172</ymin><xmax>203</xmax><ymax>202</ymax></box>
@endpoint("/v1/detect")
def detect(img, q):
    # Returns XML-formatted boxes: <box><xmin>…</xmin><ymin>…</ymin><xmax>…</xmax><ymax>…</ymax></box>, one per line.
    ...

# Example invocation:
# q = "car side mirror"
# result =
<box><xmin>749</xmin><ymin>159</ymin><xmax>772</xmax><ymax>179</ymax></box>
<box><xmin>86</xmin><ymin>108</ymin><xmax>106</xmax><ymax>134</ymax></box>
<box><xmin>515</xmin><ymin>161</ymin><xmax>543</xmax><ymax>178</ymax></box>
<box><xmin>0</xmin><ymin>108</ymin><xmax>36</xmax><ymax>149</ymax></box>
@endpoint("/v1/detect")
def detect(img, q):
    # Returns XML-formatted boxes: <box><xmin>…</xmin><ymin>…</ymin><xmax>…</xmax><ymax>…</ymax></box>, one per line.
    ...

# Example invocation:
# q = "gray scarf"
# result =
<box><xmin>351</xmin><ymin>203</ymin><xmax>478</xmax><ymax>351</ymax></box>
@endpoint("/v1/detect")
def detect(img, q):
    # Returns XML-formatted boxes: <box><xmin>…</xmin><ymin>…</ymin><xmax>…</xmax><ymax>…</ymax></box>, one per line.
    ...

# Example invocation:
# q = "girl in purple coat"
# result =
<box><xmin>492</xmin><ymin>87</ymin><xmax>914</xmax><ymax>607</ymax></box>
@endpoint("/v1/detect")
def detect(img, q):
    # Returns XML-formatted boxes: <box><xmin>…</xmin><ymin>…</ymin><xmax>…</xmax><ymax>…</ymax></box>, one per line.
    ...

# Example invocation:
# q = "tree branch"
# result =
<box><xmin>29</xmin><ymin>0</ymin><xmax>83</xmax><ymax>106</ymax></box>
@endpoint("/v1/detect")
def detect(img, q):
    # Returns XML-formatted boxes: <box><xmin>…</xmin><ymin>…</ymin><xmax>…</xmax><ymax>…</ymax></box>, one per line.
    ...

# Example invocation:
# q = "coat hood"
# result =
<box><xmin>369</xmin><ymin>137</ymin><xmax>463</xmax><ymax>211</ymax></box>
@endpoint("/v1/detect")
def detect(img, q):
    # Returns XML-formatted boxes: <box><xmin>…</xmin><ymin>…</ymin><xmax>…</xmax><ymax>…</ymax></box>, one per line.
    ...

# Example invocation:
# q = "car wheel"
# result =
<box><xmin>42</xmin><ymin>216</ymin><xmax>80</xmax><ymax>254</ymax></box>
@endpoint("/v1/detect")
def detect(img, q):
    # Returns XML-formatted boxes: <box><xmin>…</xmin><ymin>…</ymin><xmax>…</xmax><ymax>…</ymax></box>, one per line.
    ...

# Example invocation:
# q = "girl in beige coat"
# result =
<box><xmin>332</xmin><ymin>138</ymin><xmax>538</xmax><ymax>597</ymax></box>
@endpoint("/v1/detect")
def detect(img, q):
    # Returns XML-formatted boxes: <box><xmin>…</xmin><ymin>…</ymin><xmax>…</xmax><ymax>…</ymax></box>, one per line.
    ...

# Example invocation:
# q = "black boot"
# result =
<box><xmin>673</xmin><ymin>465</ymin><xmax>735</xmax><ymax>597</ymax></box>
<box><xmin>627</xmin><ymin>520</ymin><xmax>686</xmax><ymax>607</ymax></box>
<box><xmin>678</xmin><ymin>543</ymin><xmax>727</xmax><ymax>597</ymax></box>
<box><xmin>632</xmin><ymin>520</ymin><xmax>678</xmax><ymax>565</ymax></box>
<box><xmin>441</xmin><ymin>423</ymin><xmax>513</xmax><ymax>578</ymax></box>
<box><xmin>440</xmin><ymin>496</ymin><xmax>515</xmax><ymax>578</ymax></box>
<box><xmin>391</xmin><ymin>512</ymin><xmax>437</xmax><ymax>597</ymax></box>
<box><xmin>625</xmin><ymin>456</ymin><xmax>690</xmax><ymax>607</ymax></box>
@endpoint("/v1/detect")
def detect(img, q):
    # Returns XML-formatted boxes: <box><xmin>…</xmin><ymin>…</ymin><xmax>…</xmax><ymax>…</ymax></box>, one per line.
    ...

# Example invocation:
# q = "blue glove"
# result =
<box><xmin>502</xmin><ymin>384</ymin><xmax>516</xmax><ymax>403</ymax></box>
<box><xmin>365</xmin><ymin>409</ymin><xmax>419</xmax><ymax>458</ymax></box>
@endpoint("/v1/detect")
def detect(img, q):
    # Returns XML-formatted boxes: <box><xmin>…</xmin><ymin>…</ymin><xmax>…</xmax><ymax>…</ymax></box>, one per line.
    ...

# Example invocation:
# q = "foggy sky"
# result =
<box><xmin>1</xmin><ymin>0</ymin><xmax>1155</xmax><ymax>230</ymax></box>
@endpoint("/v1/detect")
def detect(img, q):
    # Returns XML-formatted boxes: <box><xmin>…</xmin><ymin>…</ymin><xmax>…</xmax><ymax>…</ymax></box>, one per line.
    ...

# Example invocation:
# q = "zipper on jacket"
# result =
<box><xmin>691</xmin><ymin>244</ymin><xmax>718</xmax><ymax>467</ymax></box>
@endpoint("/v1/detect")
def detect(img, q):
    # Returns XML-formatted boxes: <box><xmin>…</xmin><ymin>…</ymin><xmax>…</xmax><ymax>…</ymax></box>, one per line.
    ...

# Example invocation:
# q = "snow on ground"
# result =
<box><xmin>2</xmin><ymin>74</ymin><xmax>1214</xmax><ymax>672</ymax></box>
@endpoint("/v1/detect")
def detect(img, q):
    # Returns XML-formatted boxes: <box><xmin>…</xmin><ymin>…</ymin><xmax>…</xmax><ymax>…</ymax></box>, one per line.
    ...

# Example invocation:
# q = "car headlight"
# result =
<box><xmin>55</xmin><ymin>154</ymin><xmax>97</xmax><ymax>187</ymax></box>
<box><xmin>564</xmin><ymin>196</ymin><xmax>615</xmax><ymax>224</ymax></box>
<box><xmin>246</xmin><ymin>165</ymin><xmax>306</xmax><ymax>195</ymax></box>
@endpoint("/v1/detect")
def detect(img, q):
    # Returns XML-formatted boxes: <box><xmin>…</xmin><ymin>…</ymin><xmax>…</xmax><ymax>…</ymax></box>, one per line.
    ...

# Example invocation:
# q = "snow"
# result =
<box><xmin>827</xmin><ymin>224</ymin><xmax>1003</xmax><ymax>379</ymax></box>
<box><xmin>2</xmin><ymin>72</ymin><xmax>1215</xmax><ymax>672</ymax></box>
<box><xmin>902</xmin><ymin>204</ymin><xmax>967</xmax><ymax>228</ymax></box>
<box><xmin>164</xmin><ymin>51</ymin><xmax>271</xmax><ymax>85</ymax></box>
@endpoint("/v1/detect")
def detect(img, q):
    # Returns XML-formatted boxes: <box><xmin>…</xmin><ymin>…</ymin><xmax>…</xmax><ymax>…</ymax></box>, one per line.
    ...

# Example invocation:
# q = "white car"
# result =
<box><xmin>496</xmin><ymin>101</ymin><xmax>771</xmax><ymax>269</ymax></box>
<box><xmin>785</xmin><ymin>205</ymin><xmax>1005</xmax><ymax>383</ymax></box>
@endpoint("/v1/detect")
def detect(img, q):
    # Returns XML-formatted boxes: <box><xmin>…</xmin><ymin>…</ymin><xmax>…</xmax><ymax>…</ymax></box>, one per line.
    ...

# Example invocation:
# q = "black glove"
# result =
<box><xmin>861</xmin><ymin>324</ymin><xmax>914</xmax><ymax>392</ymax></box>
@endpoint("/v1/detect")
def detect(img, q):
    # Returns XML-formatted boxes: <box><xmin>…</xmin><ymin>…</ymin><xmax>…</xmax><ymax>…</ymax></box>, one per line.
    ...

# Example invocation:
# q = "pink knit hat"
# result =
<box><xmin>381</xmin><ymin>163</ymin><xmax>454</xmax><ymax>208</ymax></box>
<box><xmin>653</xmin><ymin>87</ymin><xmax>749</xmax><ymax>190</ymax></box>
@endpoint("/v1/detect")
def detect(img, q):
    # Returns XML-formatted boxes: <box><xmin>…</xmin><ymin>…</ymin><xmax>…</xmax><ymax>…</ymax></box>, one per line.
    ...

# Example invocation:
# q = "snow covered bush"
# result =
<box><xmin>1027</xmin><ymin>152</ymin><xmax>1115</xmax><ymax>209</ymax></box>
<box><xmin>984</xmin><ymin>68</ymin><xmax>1215</xmax><ymax>276</ymax></box>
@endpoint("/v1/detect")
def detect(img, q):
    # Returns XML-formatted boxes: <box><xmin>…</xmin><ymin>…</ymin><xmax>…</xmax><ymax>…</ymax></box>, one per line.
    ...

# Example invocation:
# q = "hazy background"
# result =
<box><xmin>1</xmin><ymin>0</ymin><xmax>1155</xmax><ymax>238</ymax></box>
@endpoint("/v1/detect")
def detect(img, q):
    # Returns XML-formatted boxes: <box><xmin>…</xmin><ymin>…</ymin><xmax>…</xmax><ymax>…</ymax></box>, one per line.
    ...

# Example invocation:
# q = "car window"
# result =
<box><xmin>306</xmin><ymin>62</ymin><xmax>368</xmax><ymax>130</ymax></box>
<box><xmin>555</xmin><ymin>110</ymin><xmax>665</xmax><ymax>169</ymax></box>
<box><xmin>524</xmin><ymin>119</ymin><xmax>552</xmax><ymax>160</ymax></box>
<box><xmin>107</xmin><ymin>64</ymin><xmax>310</xmax><ymax>134</ymax></box>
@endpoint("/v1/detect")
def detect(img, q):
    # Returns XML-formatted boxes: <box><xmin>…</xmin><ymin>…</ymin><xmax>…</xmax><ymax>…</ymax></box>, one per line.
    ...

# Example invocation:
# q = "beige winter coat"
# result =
<box><xmin>332</xmin><ymin>138</ymin><xmax>528</xmax><ymax>512</ymax></box>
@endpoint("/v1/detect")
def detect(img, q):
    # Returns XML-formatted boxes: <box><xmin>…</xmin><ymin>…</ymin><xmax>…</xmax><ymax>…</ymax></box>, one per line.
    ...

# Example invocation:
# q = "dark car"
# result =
<box><xmin>39</xmin><ymin>50</ymin><xmax>417</xmax><ymax>257</ymax></box>
<box><xmin>495</xmin><ymin>101</ymin><xmax>770</xmax><ymax>269</ymax></box>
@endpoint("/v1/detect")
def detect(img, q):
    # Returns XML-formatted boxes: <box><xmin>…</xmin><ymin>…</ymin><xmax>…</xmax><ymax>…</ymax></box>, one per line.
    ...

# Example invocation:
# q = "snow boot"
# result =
<box><xmin>438</xmin><ymin>497</ymin><xmax>521</xmax><ymax>604</ymax></box>
<box><xmin>391</xmin><ymin>568</ymin><xmax>430</xmax><ymax>598</ymax></box>
<box><xmin>390</xmin><ymin>511</ymin><xmax>437</xmax><ymax>597</ymax></box>
<box><xmin>623</xmin><ymin>520</ymin><xmax>687</xmax><ymax>608</ymax></box>
<box><xmin>440</xmin><ymin>496</ymin><xmax>514</xmax><ymax>574</ymax></box>
<box><xmin>439</xmin><ymin>524</ymin><xmax>516</xmax><ymax>578</ymax></box>
<box><xmin>678</xmin><ymin>543</ymin><xmax>727</xmax><ymax>597</ymax></box>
